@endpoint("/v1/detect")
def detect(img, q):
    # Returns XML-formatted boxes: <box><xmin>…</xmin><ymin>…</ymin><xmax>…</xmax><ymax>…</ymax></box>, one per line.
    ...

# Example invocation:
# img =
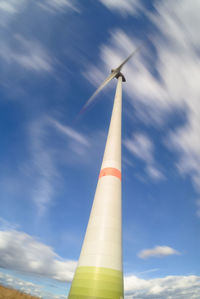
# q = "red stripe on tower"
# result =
<box><xmin>99</xmin><ymin>167</ymin><xmax>121</xmax><ymax>180</ymax></box>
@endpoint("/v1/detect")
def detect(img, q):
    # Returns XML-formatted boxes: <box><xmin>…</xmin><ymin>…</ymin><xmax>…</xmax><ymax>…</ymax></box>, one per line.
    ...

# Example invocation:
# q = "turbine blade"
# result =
<box><xmin>79</xmin><ymin>70</ymin><xmax>117</xmax><ymax>114</ymax></box>
<box><xmin>117</xmin><ymin>45</ymin><xmax>142</xmax><ymax>71</ymax></box>
<box><xmin>76</xmin><ymin>45</ymin><xmax>141</xmax><ymax>121</ymax></box>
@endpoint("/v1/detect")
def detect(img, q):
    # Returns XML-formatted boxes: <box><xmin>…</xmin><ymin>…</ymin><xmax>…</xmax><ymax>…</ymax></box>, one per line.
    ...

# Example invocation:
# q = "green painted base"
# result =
<box><xmin>68</xmin><ymin>266</ymin><xmax>124</xmax><ymax>299</ymax></box>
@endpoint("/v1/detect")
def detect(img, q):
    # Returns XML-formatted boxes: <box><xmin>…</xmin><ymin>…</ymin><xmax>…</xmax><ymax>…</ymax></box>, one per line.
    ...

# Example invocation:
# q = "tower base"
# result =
<box><xmin>68</xmin><ymin>266</ymin><xmax>123</xmax><ymax>299</ymax></box>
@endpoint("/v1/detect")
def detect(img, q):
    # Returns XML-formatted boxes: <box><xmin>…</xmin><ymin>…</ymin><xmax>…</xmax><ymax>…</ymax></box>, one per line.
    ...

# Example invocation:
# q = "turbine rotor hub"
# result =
<box><xmin>111</xmin><ymin>69</ymin><xmax>126</xmax><ymax>82</ymax></box>
<box><xmin>115</xmin><ymin>71</ymin><xmax>126</xmax><ymax>82</ymax></box>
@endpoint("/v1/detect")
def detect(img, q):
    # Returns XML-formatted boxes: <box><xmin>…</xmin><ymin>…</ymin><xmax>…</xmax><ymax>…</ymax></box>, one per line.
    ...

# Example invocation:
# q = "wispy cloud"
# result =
<box><xmin>137</xmin><ymin>268</ymin><xmax>160</xmax><ymax>275</ymax></box>
<box><xmin>0</xmin><ymin>0</ymin><xmax>27</xmax><ymax>28</ymax></box>
<box><xmin>98</xmin><ymin>0</ymin><xmax>142</xmax><ymax>16</ymax></box>
<box><xmin>86</xmin><ymin>0</ymin><xmax>200</xmax><ymax>195</ymax></box>
<box><xmin>196</xmin><ymin>199</ymin><xmax>200</xmax><ymax>218</ymax></box>
<box><xmin>0</xmin><ymin>0</ymin><xmax>26</xmax><ymax>15</ymax></box>
<box><xmin>138</xmin><ymin>246</ymin><xmax>180</xmax><ymax>259</ymax></box>
<box><xmin>0</xmin><ymin>228</ymin><xmax>198</xmax><ymax>298</ymax></box>
<box><xmin>0</xmin><ymin>1</ymin><xmax>18</xmax><ymax>13</ymax></box>
<box><xmin>0</xmin><ymin>272</ymin><xmax>67</xmax><ymax>299</ymax></box>
<box><xmin>50</xmin><ymin>119</ymin><xmax>90</xmax><ymax>147</ymax></box>
<box><xmin>124</xmin><ymin>274</ymin><xmax>200</xmax><ymax>298</ymax></box>
<box><xmin>0</xmin><ymin>34</ymin><xmax>53</xmax><ymax>72</ymax></box>
<box><xmin>124</xmin><ymin>133</ymin><xmax>154</xmax><ymax>164</ymax></box>
<box><xmin>28</xmin><ymin>117</ymin><xmax>91</xmax><ymax>215</ymax></box>
<box><xmin>152</xmin><ymin>0</ymin><xmax>200</xmax><ymax>194</ymax></box>
<box><xmin>0</xmin><ymin>230</ymin><xmax>76</xmax><ymax>281</ymax></box>
<box><xmin>0</xmin><ymin>0</ymin><xmax>79</xmax><ymax>17</ymax></box>
<box><xmin>0</xmin><ymin>217</ymin><xmax>19</xmax><ymax>231</ymax></box>
<box><xmin>0</xmin><ymin>273</ymin><xmax>43</xmax><ymax>298</ymax></box>
<box><xmin>146</xmin><ymin>165</ymin><xmax>165</xmax><ymax>181</ymax></box>
<box><xmin>29</xmin><ymin>118</ymin><xmax>57</xmax><ymax>216</ymax></box>
<box><xmin>38</xmin><ymin>0</ymin><xmax>80</xmax><ymax>13</ymax></box>
<box><xmin>124</xmin><ymin>133</ymin><xmax>164</xmax><ymax>181</ymax></box>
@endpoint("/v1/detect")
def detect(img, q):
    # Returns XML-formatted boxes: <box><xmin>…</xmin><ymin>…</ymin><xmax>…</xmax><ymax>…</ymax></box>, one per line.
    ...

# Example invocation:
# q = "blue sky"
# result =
<box><xmin>0</xmin><ymin>0</ymin><xmax>200</xmax><ymax>298</ymax></box>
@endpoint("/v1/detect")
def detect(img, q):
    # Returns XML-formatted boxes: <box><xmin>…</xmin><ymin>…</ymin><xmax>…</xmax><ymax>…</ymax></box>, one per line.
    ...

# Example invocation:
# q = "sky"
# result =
<box><xmin>0</xmin><ymin>0</ymin><xmax>200</xmax><ymax>298</ymax></box>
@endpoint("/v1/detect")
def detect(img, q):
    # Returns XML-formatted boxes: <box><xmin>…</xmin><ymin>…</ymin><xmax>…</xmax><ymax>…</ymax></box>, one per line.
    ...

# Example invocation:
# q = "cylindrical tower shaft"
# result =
<box><xmin>68</xmin><ymin>76</ymin><xmax>124</xmax><ymax>299</ymax></box>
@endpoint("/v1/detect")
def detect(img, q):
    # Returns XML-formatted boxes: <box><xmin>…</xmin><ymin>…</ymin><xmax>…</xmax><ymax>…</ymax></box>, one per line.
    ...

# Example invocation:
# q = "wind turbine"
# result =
<box><xmin>68</xmin><ymin>47</ymin><xmax>140</xmax><ymax>299</ymax></box>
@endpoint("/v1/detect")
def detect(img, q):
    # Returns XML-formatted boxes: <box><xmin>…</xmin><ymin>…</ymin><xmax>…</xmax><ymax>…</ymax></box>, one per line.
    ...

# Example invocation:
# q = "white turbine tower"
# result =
<box><xmin>68</xmin><ymin>47</ymin><xmax>140</xmax><ymax>299</ymax></box>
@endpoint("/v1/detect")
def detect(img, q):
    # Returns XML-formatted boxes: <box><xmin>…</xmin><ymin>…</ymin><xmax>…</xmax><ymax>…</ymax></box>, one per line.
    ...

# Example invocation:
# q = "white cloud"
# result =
<box><xmin>28</xmin><ymin>117</ymin><xmax>91</xmax><ymax>215</ymax></box>
<box><xmin>0</xmin><ymin>1</ymin><xmax>17</xmax><ymax>13</ymax></box>
<box><xmin>0</xmin><ymin>0</ymin><xmax>27</xmax><ymax>27</ymax></box>
<box><xmin>0</xmin><ymin>229</ymin><xmax>198</xmax><ymax>298</ymax></box>
<box><xmin>29</xmin><ymin>118</ymin><xmax>57</xmax><ymax>216</ymax></box>
<box><xmin>1</xmin><ymin>270</ymin><xmax>200</xmax><ymax>299</ymax></box>
<box><xmin>124</xmin><ymin>133</ymin><xmax>164</xmax><ymax>180</ymax></box>
<box><xmin>168</xmin><ymin>113</ymin><xmax>200</xmax><ymax>192</ymax></box>
<box><xmin>124</xmin><ymin>133</ymin><xmax>154</xmax><ymax>164</ymax></box>
<box><xmin>39</xmin><ymin>0</ymin><xmax>79</xmax><ymax>13</ymax></box>
<box><xmin>0</xmin><ymin>272</ymin><xmax>67</xmax><ymax>299</ymax></box>
<box><xmin>0</xmin><ymin>217</ymin><xmax>19</xmax><ymax>231</ymax></box>
<box><xmin>151</xmin><ymin>0</ymin><xmax>200</xmax><ymax>192</ymax></box>
<box><xmin>86</xmin><ymin>0</ymin><xmax>200</xmax><ymax>194</ymax></box>
<box><xmin>0</xmin><ymin>35</ymin><xmax>53</xmax><ymax>72</ymax></box>
<box><xmin>0</xmin><ymin>0</ymin><xmax>26</xmax><ymax>14</ymax></box>
<box><xmin>0</xmin><ymin>0</ymin><xmax>79</xmax><ymax>16</ymax></box>
<box><xmin>146</xmin><ymin>165</ymin><xmax>165</xmax><ymax>181</ymax></box>
<box><xmin>138</xmin><ymin>246</ymin><xmax>180</xmax><ymax>259</ymax></box>
<box><xmin>0</xmin><ymin>273</ymin><xmax>42</xmax><ymax>298</ymax></box>
<box><xmin>50</xmin><ymin>119</ymin><xmax>90</xmax><ymax>147</ymax></box>
<box><xmin>99</xmin><ymin>0</ymin><xmax>141</xmax><ymax>16</ymax></box>
<box><xmin>196</xmin><ymin>199</ymin><xmax>200</xmax><ymax>217</ymax></box>
<box><xmin>0</xmin><ymin>230</ymin><xmax>76</xmax><ymax>282</ymax></box>
<box><xmin>124</xmin><ymin>274</ymin><xmax>200</xmax><ymax>298</ymax></box>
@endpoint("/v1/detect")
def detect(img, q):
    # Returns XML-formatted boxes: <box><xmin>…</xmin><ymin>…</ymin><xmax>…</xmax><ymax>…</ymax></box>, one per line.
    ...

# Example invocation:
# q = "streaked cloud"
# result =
<box><xmin>1</xmin><ymin>268</ymin><xmax>200</xmax><ymax>299</ymax></box>
<box><xmin>0</xmin><ymin>230</ymin><xmax>77</xmax><ymax>282</ymax></box>
<box><xmin>0</xmin><ymin>0</ymin><xmax>27</xmax><ymax>27</ymax></box>
<box><xmin>39</xmin><ymin>0</ymin><xmax>79</xmax><ymax>13</ymax></box>
<box><xmin>0</xmin><ymin>1</ymin><xmax>18</xmax><ymax>13</ymax></box>
<box><xmin>124</xmin><ymin>274</ymin><xmax>200</xmax><ymax>298</ymax></box>
<box><xmin>138</xmin><ymin>245</ymin><xmax>180</xmax><ymax>259</ymax></box>
<box><xmin>146</xmin><ymin>165</ymin><xmax>165</xmax><ymax>181</ymax></box>
<box><xmin>50</xmin><ymin>119</ymin><xmax>90</xmax><ymax>147</ymax></box>
<box><xmin>124</xmin><ymin>133</ymin><xmax>154</xmax><ymax>164</ymax></box>
<box><xmin>152</xmin><ymin>0</ymin><xmax>200</xmax><ymax>193</ymax></box>
<box><xmin>0</xmin><ymin>0</ymin><xmax>26</xmax><ymax>15</ymax></box>
<box><xmin>0</xmin><ymin>217</ymin><xmax>19</xmax><ymax>231</ymax></box>
<box><xmin>86</xmin><ymin>0</ymin><xmax>200</xmax><ymax>194</ymax></box>
<box><xmin>196</xmin><ymin>199</ymin><xmax>200</xmax><ymax>218</ymax></box>
<box><xmin>0</xmin><ymin>229</ymin><xmax>198</xmax><ymax>298</ymax></box>
<box><xmin>0</xmin><ymin>272</ymin><xmax>67</xmax><ymax>299</ymax></box>
<box><xmin>0</xmin><ymin>0</ymin><xmax>78</xmax><ymax>75</ymax></box>
<box><xmin>0</xmin><ymin>2</ymin><xmax>199</xmax><ymax>298</ymax></box>
<box><xmin>29</xmin><ymin>118</ymin><xmax>57</xmax><ymax>216</ymax></box>
<box><xmin>0</xmin><ymin>34</ymin><xmax>53</xmax><ymax>72</ymax></box>
<box><xmin>0</xmin><ymin>0</ymin><xmax>79</xmax><ymax>16</ymax></box>
<box><xmin>124</xmin><ymin>133</ymin><xmax>164</xmax><ymax>180</ymax></box>
<box><xmin>0</xmin><ymin>273</ymin><xmax>42</xmax><ymax>298</ymax></box>
<box><xmin>28</xmin><ymin>117</ymin><xmax>91</xmax><ymax>215</ymax></box>
<box><xmin>99</xmin><ymin>0</ymin><xmax>141</xmax><ymax>16</ymax></box>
